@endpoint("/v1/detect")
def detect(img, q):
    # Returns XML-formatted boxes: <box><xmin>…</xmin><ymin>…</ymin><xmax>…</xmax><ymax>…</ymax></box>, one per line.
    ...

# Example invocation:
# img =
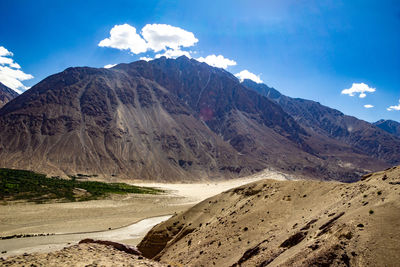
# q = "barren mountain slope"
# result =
<box><xmin>0</xmin><ymin>82</ymin><xmax>18</xmax><ymax>108</ymax></box>
<box><xmin>0</xmin><ymin>66</ymin><xmax>247</xmax><ymax>181</ymax></box>
<box><xmin>139</xmin><ymin>166</ymin><xmax>400</xmax><ymax>266</ymax></box>
<box><xmin>242</xmin><ymin>79</ymin><xmax>400</xmax><ymax>165</ymax></box>
<box><xmin>0</xmin><ymin>56</ymin><xmax>383</xmax><ymax>181</ymax></box>
<box><xmin>119</xmin><ymin>57</ymin><xmax>389</xmax><ymax>180</ymax></box>
<box><xmin>374</xmin><ymin>119</ymin><xmax>400</xmax><ymax>138</ymax></box>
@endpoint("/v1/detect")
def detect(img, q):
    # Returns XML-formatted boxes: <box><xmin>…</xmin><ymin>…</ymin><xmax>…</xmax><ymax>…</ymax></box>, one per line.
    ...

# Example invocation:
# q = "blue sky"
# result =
<box><xmin>0</xmin><ymin>0</ymin><xmax>399</xmax><ymax>122</ymax></box>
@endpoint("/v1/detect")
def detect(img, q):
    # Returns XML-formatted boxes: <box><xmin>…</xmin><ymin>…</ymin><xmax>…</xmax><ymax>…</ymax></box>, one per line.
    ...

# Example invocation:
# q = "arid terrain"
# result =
<box><xmin>2</xmin><ymin>167</ymin><xmax>399</xmax><ymax>266</ymax></box>
<box><xmin>139</xmin><ymin>166</ymin><xmax>400</xmax><ymax>267</ymax></box>
<box><xmin>0</xmin><ymin>172</ymin><xmax>273</xmax><ymax>259</ymax></box>
<box><xmin>0</xmin><ymin>54</ymin><xmax>399</xmax><ymax>267</ymax></box>
<box><xmin>1</xmin><ymin>243</ymin><xmax>166</xmax><ymax>267</ymax></box>
<box><xmin>1</xmin><ymin>57</ymin><xmax>398</xmax><ymax>182</ymax></box>
<box><xmin>1</xmin><ymin>2</ymin><xmax>399</xmax><ymax>266</ymax></box>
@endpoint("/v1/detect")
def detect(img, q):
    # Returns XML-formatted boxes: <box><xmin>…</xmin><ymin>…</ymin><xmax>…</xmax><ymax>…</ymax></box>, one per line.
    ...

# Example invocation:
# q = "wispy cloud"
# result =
<box><xmin>341</xmin><ymin>83</ymin><xmax>375</xmax><ymax>98</ymax></box>
<box><xmin>387</xmin><ymin>99</ymin><xmax>400</xmax><ymax>111</ymax></box>
<box><xmin>0</xmin><ymin>46</ymin><xmax>33</xmax><ymax>93</ymax></box>
<box><xmin>235</xmin><ymin>70</ymin><xmax>263</xmax><ymax>83</ymax></box>
<box><xmin>364</xmin><ymin>104</ymin><xmax>374</xmax><ymax>108</ymax></box>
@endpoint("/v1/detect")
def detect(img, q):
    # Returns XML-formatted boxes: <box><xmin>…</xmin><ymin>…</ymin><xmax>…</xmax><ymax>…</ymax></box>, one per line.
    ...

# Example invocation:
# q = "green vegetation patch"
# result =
<box><xmin>0</xmin><ymin>168</ymin><xmax>162</xmax><ymax>203</ymax></box>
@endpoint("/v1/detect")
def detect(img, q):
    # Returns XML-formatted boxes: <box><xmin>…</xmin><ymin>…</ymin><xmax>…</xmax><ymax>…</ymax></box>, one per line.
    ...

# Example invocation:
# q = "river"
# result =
<box><xmin>0</xmin><ymin>215</ymin><xmax>171</xmax><ymax>258</ymax></box>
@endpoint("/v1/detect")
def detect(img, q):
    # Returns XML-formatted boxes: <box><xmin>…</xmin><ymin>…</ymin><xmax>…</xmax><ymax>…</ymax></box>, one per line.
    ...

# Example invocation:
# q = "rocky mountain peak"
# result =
<box><xmin>0</xmin><ymin>58</ymin><xmax>396</xmax><ymax>181</ymax></box>
<box><xmin>373</xmin><ymin>119</ymin><xmax>400</xmax><ymax>137</ymax></box>
<box><xmin>0</xmin><ymin>82</ymin><xmax>19</xmax><ymax>109</ymax></box>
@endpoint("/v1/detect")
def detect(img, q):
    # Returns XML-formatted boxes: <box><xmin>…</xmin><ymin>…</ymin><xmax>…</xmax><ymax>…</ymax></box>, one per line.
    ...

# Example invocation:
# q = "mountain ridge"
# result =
<box><xmin>242</xmin><ymin>79</ymin><xmax>400</xmax><ymax>165</ymax></box>
<box><xmin>0</xmin><ymin>82</ymin><xmax>19</xmax><ymax>109</ymax></box>
<box><xmin>0</xmin><ymin>57</ymin><xmax>394</xmax><ymax>181</ymax></box>
<box><xmin>373</xmin><ymin>119</ymin><xmax>400</xmax><ymax>138</ymax></box>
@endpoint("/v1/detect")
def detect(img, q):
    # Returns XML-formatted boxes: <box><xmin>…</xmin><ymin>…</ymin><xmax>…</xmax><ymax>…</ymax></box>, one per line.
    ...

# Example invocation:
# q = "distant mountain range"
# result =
<box><xmin>0</xmin><ymin>56</ymin><xmax>398</xmax><ymax>181</ymax></box>
<box><xmin>373</xmin><ymin>119</ymin><xmax>400</xmax><ymax>138</ymax></box>
<box><xmin>0</xmin><ymin>82</ymin><xmax>19</xmax><ymax>108</ymax></box>
<box><xmin>242</xmin><ymin>80</ymin><xmax>400</xmax><ymax>165</ymax></box>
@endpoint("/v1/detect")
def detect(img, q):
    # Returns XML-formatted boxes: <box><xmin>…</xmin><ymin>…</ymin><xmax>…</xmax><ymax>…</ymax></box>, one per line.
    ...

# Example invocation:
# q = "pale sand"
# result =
<box><xmin>0</xmin><ymin>215</ymin><xmax>172</xmax><ymax>258</ymax></box>
<box><xmin>0</xmin><ymin>169</ymin><xmax>286</xmax><ymax>258</ymax></box>
<box><xmin>0</xmin><ymin>194</ymin><xmax>187</xmax><ymax>236</ymax></box>
<box><xmin>131</xmin><ymin>169</ymin><xmax>287</xmax><ymax>203</ymax></box>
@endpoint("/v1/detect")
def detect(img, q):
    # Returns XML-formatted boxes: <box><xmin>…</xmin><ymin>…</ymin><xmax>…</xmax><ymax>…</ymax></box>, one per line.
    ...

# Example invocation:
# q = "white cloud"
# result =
<box><xmin>387</xmin><ymin>99</ymin><xmax>400</xmax><ymax>111</ymax></box>
<box><xmin>99</xmin><ymin>24</ymin><xmax>242</xmax><ymax>72</ymax></box>
<box><xmin>0</xmin><ymin>46</ymin><xmax>13</xmax><ymax>57</ymax></box>
<box><xmin>0</xmin><ymin>66</ymin><xmax>33</xmax><ymax>94</ymax></box>
<box><xmin>139</xmin><ymin>57</ymin><xmax>153</xmax><ymax>61</ymax></box>
<box><xmin>235</xmin><ymin>70</ymin><xmax>263</xmax><ymax>83</ymax></box>
<box><xmin>141</xmin><ymin>24</ymin><xmax>198</xmax><ymax>52</ymax></box>
<box><xmin>0</xmin><ymin>46</ymin><xmax>33</xmax><ymax>93</ymax></box>
<box><xmin>364</xmin><ymin>104</ymin><xmax>374</xmax><ymax>108</ymax></box>
<box><xmin>0</xmin><ymin>53</ymin><xmax>21</xmax><ymax>69</ymax></box>
<box><xmin>98</xmin><ymin>24</ymin><xmax>148</xmax><ymax>54</ymax></box>
<box><xmin>155</xmin><ymin>49</ymin><xmax>191</xmax><ymax>59</ymax></box>
<box><xmin>104</xmin><ymin>64</ymin><xmax>116</xmax><ymax>69</ymax></box>
<box><xmin>98</xmin><ymin>23</ymin><xmax>198</xmax><ymax>57</ymax></box>
<box><xmin>341</xmin><ymin>83</ymin><xmax>375</xmax><ymax>98</ymax></box>
<box><xmin>99</xmin><ymin>24</ymin><xmax>243</xmax><ymax>72</ymax></box>
<box><xmin>0</xmin><ymin>56</ymin><xmax>14</xmax><ymax>65</ymax></box>
<box><xmin>196</xmin><ymin>54</ymin><xmax>236</xmax><ymax>69</ymax></box>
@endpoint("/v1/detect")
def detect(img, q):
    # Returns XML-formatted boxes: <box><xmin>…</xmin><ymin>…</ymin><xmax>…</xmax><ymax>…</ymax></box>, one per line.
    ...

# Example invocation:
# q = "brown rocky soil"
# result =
<box><xmin>139</xmin><ymin>166</ymin><xmax>400</xmax><ymax>266</ymax></box>
<box><xmin>0</xmin><ymin>243</ymin><xmax>166</xmax><ymax>267</ymax></box>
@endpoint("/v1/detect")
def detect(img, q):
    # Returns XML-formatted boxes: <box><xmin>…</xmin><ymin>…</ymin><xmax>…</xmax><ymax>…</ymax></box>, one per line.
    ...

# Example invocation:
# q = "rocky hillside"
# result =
<box><xmin>0</xmin><ymin>63</ymin><xmax>240</xmax><ymax>181</ymax></box>
<box><xmin>0</xmin><ymin>57</ymin><xmax>393</xmax><ymax>181</ymax></box>
<box><xmin>138</xmin><ymin>166</ymin><xmax>400</xmax><ymax>266</ymax></box>
<box><xmin>242</xmin><ymin>79</ymin><xmax>400</xmax><ymax>165</ymax></box>
<box><xmin>374</xmin><ymin>119</ymin><xmax>400</xmax><ymax>138</ymax></box>
<box><xmin>0</xmin><ymin>82</ymin><xmax>18</xmax><ymax>109</ymax></box>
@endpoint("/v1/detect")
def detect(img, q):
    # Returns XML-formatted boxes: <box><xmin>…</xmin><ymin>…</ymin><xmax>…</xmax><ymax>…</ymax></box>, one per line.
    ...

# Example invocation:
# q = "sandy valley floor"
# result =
<box><xmin>0</xmin><ymin>169</ymin><xmax>286</xmax><ymax>258</ymax></box>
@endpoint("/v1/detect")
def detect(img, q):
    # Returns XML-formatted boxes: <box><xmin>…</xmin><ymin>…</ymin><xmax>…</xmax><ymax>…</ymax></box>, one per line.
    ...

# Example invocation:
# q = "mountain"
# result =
<box><xmin>373</xmin><ymin>119</ymin><xmax>400</xmax><ymax>138</ymax></box>
<box><xmin>0</xmin><ymin>82</ymin><xmax>19</xmax><ymax>108</ymax></box>
<box><xmin>138</xmin><ymin>166</ymin><xmax>400</xmax><ymax>266</ymax></box>
<box><xmin>242</xmin><ymin>79</ymin><xmax>400</xmax><ymax>165</ymax></box>
<box><xmin>0</xmin><ymin>57</ymin><xmax>392</xmax><ymax>181</ymax></box>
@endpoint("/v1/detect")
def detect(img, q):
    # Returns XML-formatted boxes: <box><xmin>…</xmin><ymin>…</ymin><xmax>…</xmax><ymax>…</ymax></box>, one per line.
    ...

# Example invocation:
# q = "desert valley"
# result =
<box><xmin>0</xmin><ymin>56</ymin><xmax>399</xmax><ymax>266</ymax></box>
<box><xmin>1</xmin><ymin>1</ymin><xmax>400</xmax><ymax>266</ymax></box>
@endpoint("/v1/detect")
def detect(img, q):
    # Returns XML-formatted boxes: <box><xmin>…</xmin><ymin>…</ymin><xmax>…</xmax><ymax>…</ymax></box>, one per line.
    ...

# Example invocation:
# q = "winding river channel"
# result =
<box><xmin>0</xmin><ymin>215</ymin><xmax>171</xmax><ymax>258</ymax></box>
